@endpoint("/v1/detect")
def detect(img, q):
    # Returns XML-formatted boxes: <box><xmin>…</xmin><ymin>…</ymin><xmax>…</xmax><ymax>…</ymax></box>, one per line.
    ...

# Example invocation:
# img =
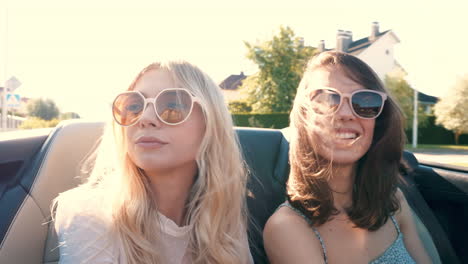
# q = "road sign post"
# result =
<box><xmin>6</xmin><ymin>76</ymin><xmax>21</xmax><ymax>92</ymax></box>
<box><xmin>6</xmin><ymin>93</ymin><xmax>20</xmax><ymax>108</ymax></box>
<box><xmin>2</xmin><ymin>77</ymin><xmax>22</xmax><ymax>130</ymax></box>
<box><xmin>1</xmin><ymin>89</ymin><xmax>6</xmax><ymax>131</ymax></box>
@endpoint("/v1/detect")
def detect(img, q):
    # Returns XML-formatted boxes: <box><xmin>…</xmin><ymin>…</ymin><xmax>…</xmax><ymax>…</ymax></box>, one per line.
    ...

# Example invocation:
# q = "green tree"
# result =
<box><xmin>385</xmin><ymin>75</ymin><xmax>429</xmax><ymax>129</ymax></box>
<box><xmin>26</xmin><ymin>98</ymin><xmax>60</xmax><ymax>121</ymax></box>
<box><xmin>240</xmin><ymin>26</ymin><xmax>316</xmax><ymax>113</ymax></box>
<box><xmin>434</xmin><ymin>75</ymin><xmax>468</xmax><ymax>144</ymax></box>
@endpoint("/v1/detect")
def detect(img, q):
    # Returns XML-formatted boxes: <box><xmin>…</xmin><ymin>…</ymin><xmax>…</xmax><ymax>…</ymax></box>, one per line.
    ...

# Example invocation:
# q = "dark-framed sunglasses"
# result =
<box><xmin>112</xmin><ymin>88</ymin><xmax>200</xmax><ymax>126</ymax></box>
<box><xmin>309</xmin><ymin>87</ymin><xmax>388</xmax><ymax>119</ymax></box>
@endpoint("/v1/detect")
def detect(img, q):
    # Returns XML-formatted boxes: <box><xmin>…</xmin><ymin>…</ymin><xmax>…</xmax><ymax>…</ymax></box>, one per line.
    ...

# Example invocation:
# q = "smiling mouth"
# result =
<box><xmin>335</xmin><ymin>132</ymin><xmax>358</xmax><ymax>140</ymax></box>
<box><xmin>332</xmin><ymin>132</ymin><xmax>361</xmax><ymax>145</ymax></box>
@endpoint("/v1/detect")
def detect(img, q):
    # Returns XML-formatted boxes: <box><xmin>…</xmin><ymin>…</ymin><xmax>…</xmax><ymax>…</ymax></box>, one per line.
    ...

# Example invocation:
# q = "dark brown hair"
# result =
<box><xmin>287</xmin><ymin>51</ymin><xmax>405</xmax><ymax>231</ymax></box>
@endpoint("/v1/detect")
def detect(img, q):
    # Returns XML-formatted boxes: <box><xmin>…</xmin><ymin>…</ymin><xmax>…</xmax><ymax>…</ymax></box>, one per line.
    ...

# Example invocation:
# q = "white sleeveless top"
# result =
<box><xmin>54</xmin><ymin>191</ymin><xmax>252</xmax><ymax>264</ymax></box>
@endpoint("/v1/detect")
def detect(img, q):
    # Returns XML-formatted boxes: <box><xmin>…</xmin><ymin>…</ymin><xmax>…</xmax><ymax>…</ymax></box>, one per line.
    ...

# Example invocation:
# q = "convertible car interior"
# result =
<box><xmin>1</xmin><ymin>120</ymin><xmax>467</xmax><ymax>263</ymax></box>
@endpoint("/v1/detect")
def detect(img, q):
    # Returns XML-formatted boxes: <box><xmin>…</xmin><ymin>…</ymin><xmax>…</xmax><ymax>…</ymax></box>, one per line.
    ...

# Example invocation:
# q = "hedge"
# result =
<box><xmin>231</xmin><ymin>113</ymin><xmax>289</xmax><ymax>129</ymax></box>
<box><xmin>405</xmin><ymin>116</ymin><xmax>468</xmax><ymax>145</ymax></box>
<box><xmin>19</xmin><ymin>117</ymin><xmax>61</xmax><ymax>129</ymax></box>
<box><xmin>232</xmin><ymin>113</ymin><xmax>467</xmax><ymax>145</ymax></box>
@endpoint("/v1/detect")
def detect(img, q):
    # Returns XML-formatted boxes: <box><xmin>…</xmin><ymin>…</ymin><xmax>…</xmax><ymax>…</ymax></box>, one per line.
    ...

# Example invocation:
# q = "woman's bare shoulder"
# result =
<box><xmin>394</xmin><ymin>188</ymin><xmax>411</xmax><ymax>222</ymax></box>
<box><xmin>263</xmin><ymin>206</ymin><xmax>325</xmax><ymax>264</ymax></box>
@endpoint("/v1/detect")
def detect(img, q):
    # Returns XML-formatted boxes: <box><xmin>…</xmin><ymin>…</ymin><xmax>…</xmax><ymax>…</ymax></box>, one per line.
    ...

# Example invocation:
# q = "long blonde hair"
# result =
<box><xmin>54</xmin><ymin>60</ymin><xmax>250</xmax><ymax>263</ymax></box>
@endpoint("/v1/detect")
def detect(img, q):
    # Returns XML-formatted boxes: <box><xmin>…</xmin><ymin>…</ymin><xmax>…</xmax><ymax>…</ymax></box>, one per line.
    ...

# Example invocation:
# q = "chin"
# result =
<box><xmin>127</xmin><ymin>153</ymin><xmax>162</xmax><ymax>170</ymax></box>
<box><xmin>321</xmin><ymin>149</ymin><xmax>366</xmax><ymax>166</ymax></box>
<box><xmin>329</xmin><ymin>157</ymin><xmax>361</xmax><ymax>166</ymax></box>
<box><xmin>136</xmin><ymin>158</ymin><xmax>170</xmax><ymax>171</ymax></box>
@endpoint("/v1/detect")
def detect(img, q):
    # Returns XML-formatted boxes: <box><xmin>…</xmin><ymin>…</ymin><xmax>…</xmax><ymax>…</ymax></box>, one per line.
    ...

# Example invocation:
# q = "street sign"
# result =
<box><xmin>2</xmin><ymin>77</ymin><xmax>22</xmax><ymax>130</ymax></box>
<box><xmin>5</xmin><ymin>76</ymin><xmax>21</xmax><ymax>92</ymax></box>
<box><xmin>6</xmin><ymin>93</ymin><xmax>21</xmax><ymax>108</ymax></box>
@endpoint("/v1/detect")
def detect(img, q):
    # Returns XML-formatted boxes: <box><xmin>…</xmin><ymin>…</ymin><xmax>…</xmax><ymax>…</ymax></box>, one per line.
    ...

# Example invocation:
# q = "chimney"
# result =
<box><xmin>345</xmin><ymin>30</ymin><xmax>353</xmax><ymax>43</ymax></box>
<box><xmin>370</xmin><ymin>22</ymin><xmax>379</xmax><ymax>41</ymax></box>
<box><xmin>336</xmin><ymin>30</ymin><xmax>352</xmax><ymax>52</ymax></box>
<box><xmin>318</xmin><ymin>40</ymin><xmax>325</xmax><ymax>52</ymax></box>
<box><xmin>298</xmin><ymin>37</ymin><xmax>304</xmax><ymax>47</ymax></box>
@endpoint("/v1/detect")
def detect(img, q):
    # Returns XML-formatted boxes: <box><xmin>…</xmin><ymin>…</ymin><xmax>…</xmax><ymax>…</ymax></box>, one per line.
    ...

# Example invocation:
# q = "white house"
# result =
<box><xmin>221</xmin><ymin>22</ymin><xmax>405</xmax><ymax>102</ymax></box>
<box><xmin>318</xmin><ymin>22</ymin><xmax>405</xmax><ymax>81</ymax></box>
<box><xmin>221</xmin><ymin>22</ymin><xmax>437</xmax><ymax>109</ymax></box>
<box><xmin>318</xmin><ymin>22</ymin><xmax>438</xmax><ymax>111</ymax></box>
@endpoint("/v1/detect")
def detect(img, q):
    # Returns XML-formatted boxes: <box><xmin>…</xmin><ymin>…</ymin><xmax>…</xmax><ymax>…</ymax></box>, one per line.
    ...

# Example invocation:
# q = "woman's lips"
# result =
<box><xmin>332</xmin><ymin>128</ymin><xmax>362</xmax><ymax>146</ymax></box>
<box><xmin>135</xmin><ymin>136</ymin><xmax>168</xmax><ymax>149</ymax></box>
<box><xmin>335</xmin><ymin>132</ymin><xmax>358</xmax><ymax>139</ymax></box>
<box><xmin>334</xmin><ymin>128</ymin><xmax>361</xmax><ymax>139</ymax></box>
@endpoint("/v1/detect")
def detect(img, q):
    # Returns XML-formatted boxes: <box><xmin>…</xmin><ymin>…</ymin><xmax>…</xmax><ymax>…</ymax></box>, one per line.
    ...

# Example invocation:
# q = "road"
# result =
<box><xmin>411</xmin><ymin>149</ymin><xmax>468</xmax><ymax>168</ymax></box>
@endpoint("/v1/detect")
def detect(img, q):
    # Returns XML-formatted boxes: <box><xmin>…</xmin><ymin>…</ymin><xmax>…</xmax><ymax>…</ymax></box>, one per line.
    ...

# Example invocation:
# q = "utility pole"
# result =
<box><xmin>1</xmin><ymin>5</ymin><xmax>8</xmax><ymax>131</ymax></box>
<box><xmin>412</xmin><ymin>89</ymin><xmax>418</xmax><ymax>148</ymax></box>
<box><xmin>1</xmin><ymin>87</ymin><xmax>6</xmax><ymax>131</ymax></box>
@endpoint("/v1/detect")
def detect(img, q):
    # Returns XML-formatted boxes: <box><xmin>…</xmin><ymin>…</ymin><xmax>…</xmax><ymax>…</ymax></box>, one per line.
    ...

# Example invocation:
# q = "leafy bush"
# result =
<box><xmin>232</xmin><ymin>113</ymin><xmax>468</xmax><ymax>144</ymax></box>
<box><xmin>19</xmin><ymin>117</ymin><xmax>61</xmax><ymax>129</ymax></box>
<box><xmin>26</xmin><ymin>98</ymin><xmax>60</xmax><ymax>121</ymax></box>
<box><xmin>60</xmin><ymin>112</ymin><xmax>81</xmax><ymax>119</ymax></box>
<box><xmin>228</xmin><ymin>100</ymin><xmax>252</xmax><ymax>113</ymax></box>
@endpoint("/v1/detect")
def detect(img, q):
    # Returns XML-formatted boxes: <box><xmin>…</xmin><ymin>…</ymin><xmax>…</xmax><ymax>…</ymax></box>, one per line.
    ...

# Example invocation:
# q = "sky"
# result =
<box><xmin>1</xmin><ymin>0</ymin><xmax>467</xmax><ymax>119</ymax></box>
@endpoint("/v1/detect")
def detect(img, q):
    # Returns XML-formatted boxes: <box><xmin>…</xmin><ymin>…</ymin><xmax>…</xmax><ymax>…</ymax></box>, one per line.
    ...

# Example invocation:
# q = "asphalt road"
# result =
<box><xmin>411</xmin><ymin>149</ymin><xmax>468</xmax><ymax>167</ymax></box>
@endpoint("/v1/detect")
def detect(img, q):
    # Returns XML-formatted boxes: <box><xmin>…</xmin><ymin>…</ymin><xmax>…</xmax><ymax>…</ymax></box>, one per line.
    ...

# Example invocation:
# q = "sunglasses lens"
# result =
<box><xmin>310</xmin><ymin>89</ymin><xmax>341</xmax><ymax>115</ymax></box>
<box><xmin>156</xmin><ymin>90</ymin><xmax>193</xmax><ymax>124</ymax></box>
<box><xmin>113</xmin><ymin>92</ymin><xmax>144</xmax><ymax>126</ymax></box>
<box><xmin>352</xmin><ymin>91</ymin><xmax>384</xmax><ymax>118</ymax></box>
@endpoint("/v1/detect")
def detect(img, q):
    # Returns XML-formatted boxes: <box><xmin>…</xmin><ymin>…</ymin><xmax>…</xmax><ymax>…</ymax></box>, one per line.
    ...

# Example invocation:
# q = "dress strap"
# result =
<box><xmin>389</xmin><ymin>215</ymin><xmax>401</xmax><ymax>235</ymax></box>
<box><xmin>277</xmin><ymin>202</ymin><xmax>328</xmax><ymax>264</ymax></box>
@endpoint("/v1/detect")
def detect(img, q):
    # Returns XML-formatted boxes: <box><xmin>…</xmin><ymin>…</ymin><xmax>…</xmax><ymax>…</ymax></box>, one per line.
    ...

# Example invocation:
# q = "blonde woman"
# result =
<box><xmin>53</xmin><ymin>61</ymin><xmax>253</xmax><ymax>263</ymax></box>
<box><xmin>264</xmin><ymin>52</ymin><xmax>431</xmax><ymax>263</ymax></box>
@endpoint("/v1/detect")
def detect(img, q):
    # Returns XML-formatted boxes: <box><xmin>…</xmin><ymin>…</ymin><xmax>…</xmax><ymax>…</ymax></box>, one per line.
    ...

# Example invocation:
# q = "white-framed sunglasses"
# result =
<box><xmin>309</xmin><ymin>87</ymin><xmax>388</xmax><ymax>119</ymax></box>
<box><xmin>112</xmin><ymin>88</ymin><xmax>200</xmax><ymax>126</ymax></box>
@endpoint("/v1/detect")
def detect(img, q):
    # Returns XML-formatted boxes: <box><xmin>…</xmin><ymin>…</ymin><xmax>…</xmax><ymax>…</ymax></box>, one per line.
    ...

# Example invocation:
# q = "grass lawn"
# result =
<box><xmin>451</xmin><ymin>162</ymin><xmax>468</xmax><ymax>167</ymax></box>
<box><xmin>405</xmin><ymin>144</ymin><xmax>468</xmax><ymax>151</ymax></box>
<box><xmin>405</xmin><ymin>144</ymin><xmax>468</xmax><ymax>168</ymax></box>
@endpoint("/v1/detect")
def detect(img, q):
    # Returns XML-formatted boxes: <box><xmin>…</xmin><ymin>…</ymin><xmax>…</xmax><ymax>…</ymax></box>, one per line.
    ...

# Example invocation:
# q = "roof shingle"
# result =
<box><xmin>219</xmin><ymin>73</ymin><xmax>247</xmax><ymax>90</ymax></box>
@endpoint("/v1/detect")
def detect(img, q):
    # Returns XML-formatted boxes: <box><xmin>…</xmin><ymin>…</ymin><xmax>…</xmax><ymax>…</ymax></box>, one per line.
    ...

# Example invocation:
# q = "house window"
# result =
<box><xmin>386</xmin><ymin>49</ymin><xmax>390</xmax><ymax>55</ymax></box>
<box><xmin>425</xmin><ymin>105</ymin><xmax>433</xmax><ymax>115</ymax></box>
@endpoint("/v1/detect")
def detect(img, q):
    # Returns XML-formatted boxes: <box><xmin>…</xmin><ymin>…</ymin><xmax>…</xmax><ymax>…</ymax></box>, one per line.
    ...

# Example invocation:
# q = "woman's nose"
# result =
<box><xmin>336</xmin><ymin>97</ymin><xmax>355</xmax><ymax>121</ymax></box>
<box><xmin>138</xmin><ymin>102</ymin><xmax>163</xmax><ymax>128</ymax></box>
